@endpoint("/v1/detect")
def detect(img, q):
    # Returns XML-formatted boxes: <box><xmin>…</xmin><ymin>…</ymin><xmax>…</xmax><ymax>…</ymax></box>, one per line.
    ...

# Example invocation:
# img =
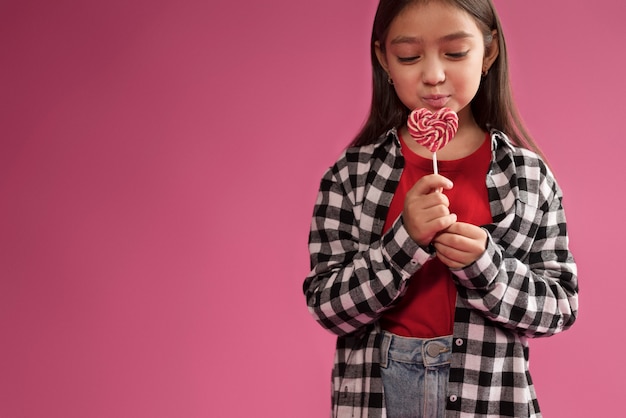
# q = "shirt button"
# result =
<box><xmin>557</xmin><ymin>319</ymin><xmax>564</xmax><ymax>327</ymax></box>
<box><xmin>449</xmin><ymin>395</ymin><xmax>458</xmax><ymax>402</ymax></box>
<box><xmin>410</xmin><ymin>259</ymin><xmax>418</xmax><ymax>266</ymax></box>
<box><xmin>455</xmin><ymin>338</ymin><xmax>464</xmax><ymax>347</ymax></box>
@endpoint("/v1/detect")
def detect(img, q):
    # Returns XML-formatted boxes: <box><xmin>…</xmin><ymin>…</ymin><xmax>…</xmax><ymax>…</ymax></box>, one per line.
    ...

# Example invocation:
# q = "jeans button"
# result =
<box><xmin>426</xmin><ymin>343</ymin><xmax>442</xmax><ymax>357</ymax></box>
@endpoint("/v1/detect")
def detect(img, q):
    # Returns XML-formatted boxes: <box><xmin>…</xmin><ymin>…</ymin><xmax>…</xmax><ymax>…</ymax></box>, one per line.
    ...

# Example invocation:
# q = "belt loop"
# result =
<box><xmin>380</xmin><ymin>332</ymin><xmax>391</xmax><ymax>368</ymax></box>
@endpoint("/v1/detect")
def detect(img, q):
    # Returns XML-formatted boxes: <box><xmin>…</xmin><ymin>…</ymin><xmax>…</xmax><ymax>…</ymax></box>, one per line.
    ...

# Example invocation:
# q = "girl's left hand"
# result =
<box><xmin>433</xmin><ymin>222</ymin><xmax>488</xmax><ymax>269</ymax></box>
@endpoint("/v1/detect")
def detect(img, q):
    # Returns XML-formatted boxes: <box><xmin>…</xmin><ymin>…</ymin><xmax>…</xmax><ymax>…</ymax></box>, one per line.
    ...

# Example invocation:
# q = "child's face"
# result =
<box><xmin>376</xmin><ymin>1</ymin><xmax>497</xmax><ymax>125</ymax></box>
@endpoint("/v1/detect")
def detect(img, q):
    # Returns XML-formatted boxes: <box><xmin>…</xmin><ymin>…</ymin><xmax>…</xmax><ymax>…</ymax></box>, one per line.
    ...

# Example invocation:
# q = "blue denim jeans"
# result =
<box><xmin>380</xmin><ymin>331</ymin><xmax>452</xmax><ymax>418</ymax></box>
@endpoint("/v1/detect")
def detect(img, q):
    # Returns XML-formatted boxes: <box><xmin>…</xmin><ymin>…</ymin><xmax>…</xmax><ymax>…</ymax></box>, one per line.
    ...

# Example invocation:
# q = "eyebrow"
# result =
<box><xmin>390</xmin><ymin>31</ymin><xmax>475</xmax><ymax>45</ymax></box>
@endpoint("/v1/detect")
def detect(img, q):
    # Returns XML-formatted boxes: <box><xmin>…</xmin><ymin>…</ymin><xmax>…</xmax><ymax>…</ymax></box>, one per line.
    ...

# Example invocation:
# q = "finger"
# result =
<box><xmin>433</xmin><ymin>228</ymin><xmax>487</xmax><ymax>267</ymax></box>
<box><xmin>405</xmin><ymin>185</ymin><xmax>451</xmax><ymax>212</ymax></box>
<box><xmin>406</xmin><ymin>212</ymin><xmax>457</xmax><ymax>248</ymax></box>
<box><xmin>424</xmin><ymin>213</ymin><xmax>457</xmax><ymax>234</ymax></box>
<box><xmin>436</xmin><ymin>233</ymin><xmax>486</xmax><ymax>258</ymax></box>
<box><xmin>435</xmin><ymin>232</ymin><xmax>479</xmax><ymax>253</ymax></box>
<box><xmin>433</xmin><ymin>239</ymin><xmax>472</xmax><ymax>265</ymax></box>
<box><xmin>434</xmin><ymin>246</ymin><xmax>465</xmax><ymax>269</ymax></box>
<box><xmin>407</xmin><ymin>195</ymin><xmax>450</xmax><ymax>219</ymax></box>
<box><xmin>444</xmin><ymin>222</ymin><xmax>487</xmax><ymax>241</ymax></box>
<box><xmin>410</xmin><ymin>174</ymin><xmax>453</xmax><ymax>195</ymax></box>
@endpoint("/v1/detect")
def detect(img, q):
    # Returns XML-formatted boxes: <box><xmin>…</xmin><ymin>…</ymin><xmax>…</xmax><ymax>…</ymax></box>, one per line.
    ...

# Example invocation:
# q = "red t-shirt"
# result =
<box><xmin>380</xmin><ymin>132</ymin><xmax>493</xmax><ymax>338</ymax></box>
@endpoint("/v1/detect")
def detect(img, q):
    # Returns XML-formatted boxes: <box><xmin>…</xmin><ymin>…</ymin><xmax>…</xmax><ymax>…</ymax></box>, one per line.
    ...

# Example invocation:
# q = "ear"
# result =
<box><xmin>482</xmin><ymin>29</ymin><xmax>499</xmax><ymax>73</ymax></box>
<box><xmin>374</xmin><ymin>40</ymin><xmax>390</xmax><ymax>74</ymax></box>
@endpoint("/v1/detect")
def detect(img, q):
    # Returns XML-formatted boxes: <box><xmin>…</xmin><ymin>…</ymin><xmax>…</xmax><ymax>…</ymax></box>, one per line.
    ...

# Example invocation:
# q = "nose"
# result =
<box><xmin>421</xmin><ymin>57</ymin><xmax>445</xmax><ymax>85</ymax></box>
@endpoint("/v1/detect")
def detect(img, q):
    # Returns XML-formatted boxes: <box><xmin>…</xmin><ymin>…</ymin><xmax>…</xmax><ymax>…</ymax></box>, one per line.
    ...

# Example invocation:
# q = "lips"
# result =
<box><xmin>422</xmin><ymin>95</ymin><xmax>450</xmax><ymax>109</ymax></box>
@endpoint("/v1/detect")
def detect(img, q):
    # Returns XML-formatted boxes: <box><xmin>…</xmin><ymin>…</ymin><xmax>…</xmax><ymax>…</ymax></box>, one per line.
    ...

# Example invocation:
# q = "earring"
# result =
<box><xmin>482</xmin><ymin>68</ymin><xmax>489</xmax><ymax>77</ymax></box>
<box><xmin>387</xmin><ymin>75</ymin><xmax>394</xmax><ymax>85</ymax></box>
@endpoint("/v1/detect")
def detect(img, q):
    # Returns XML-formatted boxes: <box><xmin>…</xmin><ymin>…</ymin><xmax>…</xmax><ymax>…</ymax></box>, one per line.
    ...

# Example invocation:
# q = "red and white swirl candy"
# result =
<box><xmin>407</xmin><ymin>107</ymin><xmax>458</xmax><ymax>153</ymax></box>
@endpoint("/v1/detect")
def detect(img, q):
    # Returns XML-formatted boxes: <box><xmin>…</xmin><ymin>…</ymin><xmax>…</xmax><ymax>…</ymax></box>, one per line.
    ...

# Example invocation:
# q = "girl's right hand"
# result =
<box><xmin>403</xmin><ymin>174</ymin><xmax>456</xmax><ymax>248</ymax></box>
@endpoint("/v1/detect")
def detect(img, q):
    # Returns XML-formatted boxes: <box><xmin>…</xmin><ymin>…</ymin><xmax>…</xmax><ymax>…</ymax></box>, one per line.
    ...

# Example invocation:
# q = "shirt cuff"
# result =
<box><xmin>382</xmin><ymin>214</ymin><xmax>435</xmax><ymax>276</ymax></box>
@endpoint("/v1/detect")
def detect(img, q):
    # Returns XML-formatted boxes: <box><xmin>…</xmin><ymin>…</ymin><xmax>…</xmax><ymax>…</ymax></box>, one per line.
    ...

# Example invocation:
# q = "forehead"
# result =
<box><xmin>386</xmin><ymin>1</ymin><xmax>483</xmax><ymax>46</ymax></box>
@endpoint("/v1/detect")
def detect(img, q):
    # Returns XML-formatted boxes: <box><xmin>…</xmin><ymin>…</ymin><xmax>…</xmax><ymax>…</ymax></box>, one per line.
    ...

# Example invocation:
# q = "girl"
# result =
<box><xmin>303</xmin><ymin>0</ymin><xmax>578</xmax><ymax>417</ymax></box>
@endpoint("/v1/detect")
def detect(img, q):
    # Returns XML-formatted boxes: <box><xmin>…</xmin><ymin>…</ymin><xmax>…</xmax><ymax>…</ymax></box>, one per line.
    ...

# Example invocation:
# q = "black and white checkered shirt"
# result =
<box><xmin>304</xmin><ymin>129</ymin><xmax>578</xmax><ymax>417</ymax></box>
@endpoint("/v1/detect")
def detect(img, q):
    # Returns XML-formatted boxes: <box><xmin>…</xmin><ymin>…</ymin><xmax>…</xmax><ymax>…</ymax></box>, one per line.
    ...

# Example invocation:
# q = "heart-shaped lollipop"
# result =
<box><xmin>407</xmin><ymin>107</ymin><xmax>458</xmax><ymax>174</ymax></box>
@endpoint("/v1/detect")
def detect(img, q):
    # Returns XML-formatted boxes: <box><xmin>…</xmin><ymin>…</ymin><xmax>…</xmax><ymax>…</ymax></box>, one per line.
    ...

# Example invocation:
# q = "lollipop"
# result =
<box><xmin>407</xmin><ymin>107</ymin><xmax>458</xmax><ymax>174</ymax></box>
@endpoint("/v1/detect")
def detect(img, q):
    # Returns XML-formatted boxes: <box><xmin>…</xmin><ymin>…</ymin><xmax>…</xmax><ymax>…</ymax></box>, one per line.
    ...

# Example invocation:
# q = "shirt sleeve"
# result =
<box><xmin>451</xmin><ymin>160</ymin><xmax>578</xmax><ymax>337</ymax></box>
<box><xmin>303</xmin><ymin>165</ymin><xmax>433</xmax><ymax>337</ymax></box>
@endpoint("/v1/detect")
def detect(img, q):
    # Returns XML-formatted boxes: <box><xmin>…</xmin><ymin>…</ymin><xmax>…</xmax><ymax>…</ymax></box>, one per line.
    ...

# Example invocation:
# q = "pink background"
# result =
<box><xmin>1</xmin><ymin>1</ymin><xmax>623</xmax><ymax>417</ymax></box>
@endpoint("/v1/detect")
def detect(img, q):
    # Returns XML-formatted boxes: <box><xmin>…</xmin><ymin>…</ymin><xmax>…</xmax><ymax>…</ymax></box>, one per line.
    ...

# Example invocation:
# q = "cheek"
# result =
<box><xmin>392</xmin><ymin>79</ymin><xmax>419</xmax><ymax>109</ymax></box>
<box><xmin>386</xmin><ymin>69</ymin><xmax>417</xmax><ymax>106</ymax></box>
<box><xmin>389</xmin><ymin>66</ymin><xmax>416</xmax><ymax>83</ymax></box>
<box><xmin>454</xmin><ymin>65</ymin><xmax>483</xmax><ymax>95</ymax></box>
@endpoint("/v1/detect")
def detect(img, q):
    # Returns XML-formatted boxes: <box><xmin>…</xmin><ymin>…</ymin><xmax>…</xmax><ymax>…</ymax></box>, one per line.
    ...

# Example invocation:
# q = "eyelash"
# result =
<box><xmin>398</xmin><ymin>56</ymin><xmax>420</xmax><ymax>63</ymax></box>
<box><xmin>397</xmin><ymin>51</ymin><xmax>469</xmax><ymax>63</ymax></box>
<box><xmin>446</xmin><ymin>51</ymin><xmax>469</xmax><ymax>59</ymax></box>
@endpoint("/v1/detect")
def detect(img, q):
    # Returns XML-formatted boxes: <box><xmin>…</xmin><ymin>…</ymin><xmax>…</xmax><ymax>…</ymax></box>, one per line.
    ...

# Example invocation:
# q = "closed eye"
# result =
<box><xmin>446</xmin><ymin>51</ymin><xmax>469</xmax><ymax>59</ymax></box>
<box><xmin>398</xmin><ymin>56</ymin><xmax>420</xmax><ymax>63</ymax></box>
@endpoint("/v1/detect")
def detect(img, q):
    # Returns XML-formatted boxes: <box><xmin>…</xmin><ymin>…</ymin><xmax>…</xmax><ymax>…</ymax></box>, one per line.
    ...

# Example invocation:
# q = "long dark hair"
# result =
<box><xmin>351</xmin><ymin>0</ymin><xmax>541</xmax><ymax>156</ymax></box>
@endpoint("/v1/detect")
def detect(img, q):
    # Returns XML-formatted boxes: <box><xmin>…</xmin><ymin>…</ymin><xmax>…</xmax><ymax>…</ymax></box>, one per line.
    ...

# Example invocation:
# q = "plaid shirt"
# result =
<box><xmin>304</xmin><ymin>129</ymin><xmax>578</xmax><ymax>417</ymax></box>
